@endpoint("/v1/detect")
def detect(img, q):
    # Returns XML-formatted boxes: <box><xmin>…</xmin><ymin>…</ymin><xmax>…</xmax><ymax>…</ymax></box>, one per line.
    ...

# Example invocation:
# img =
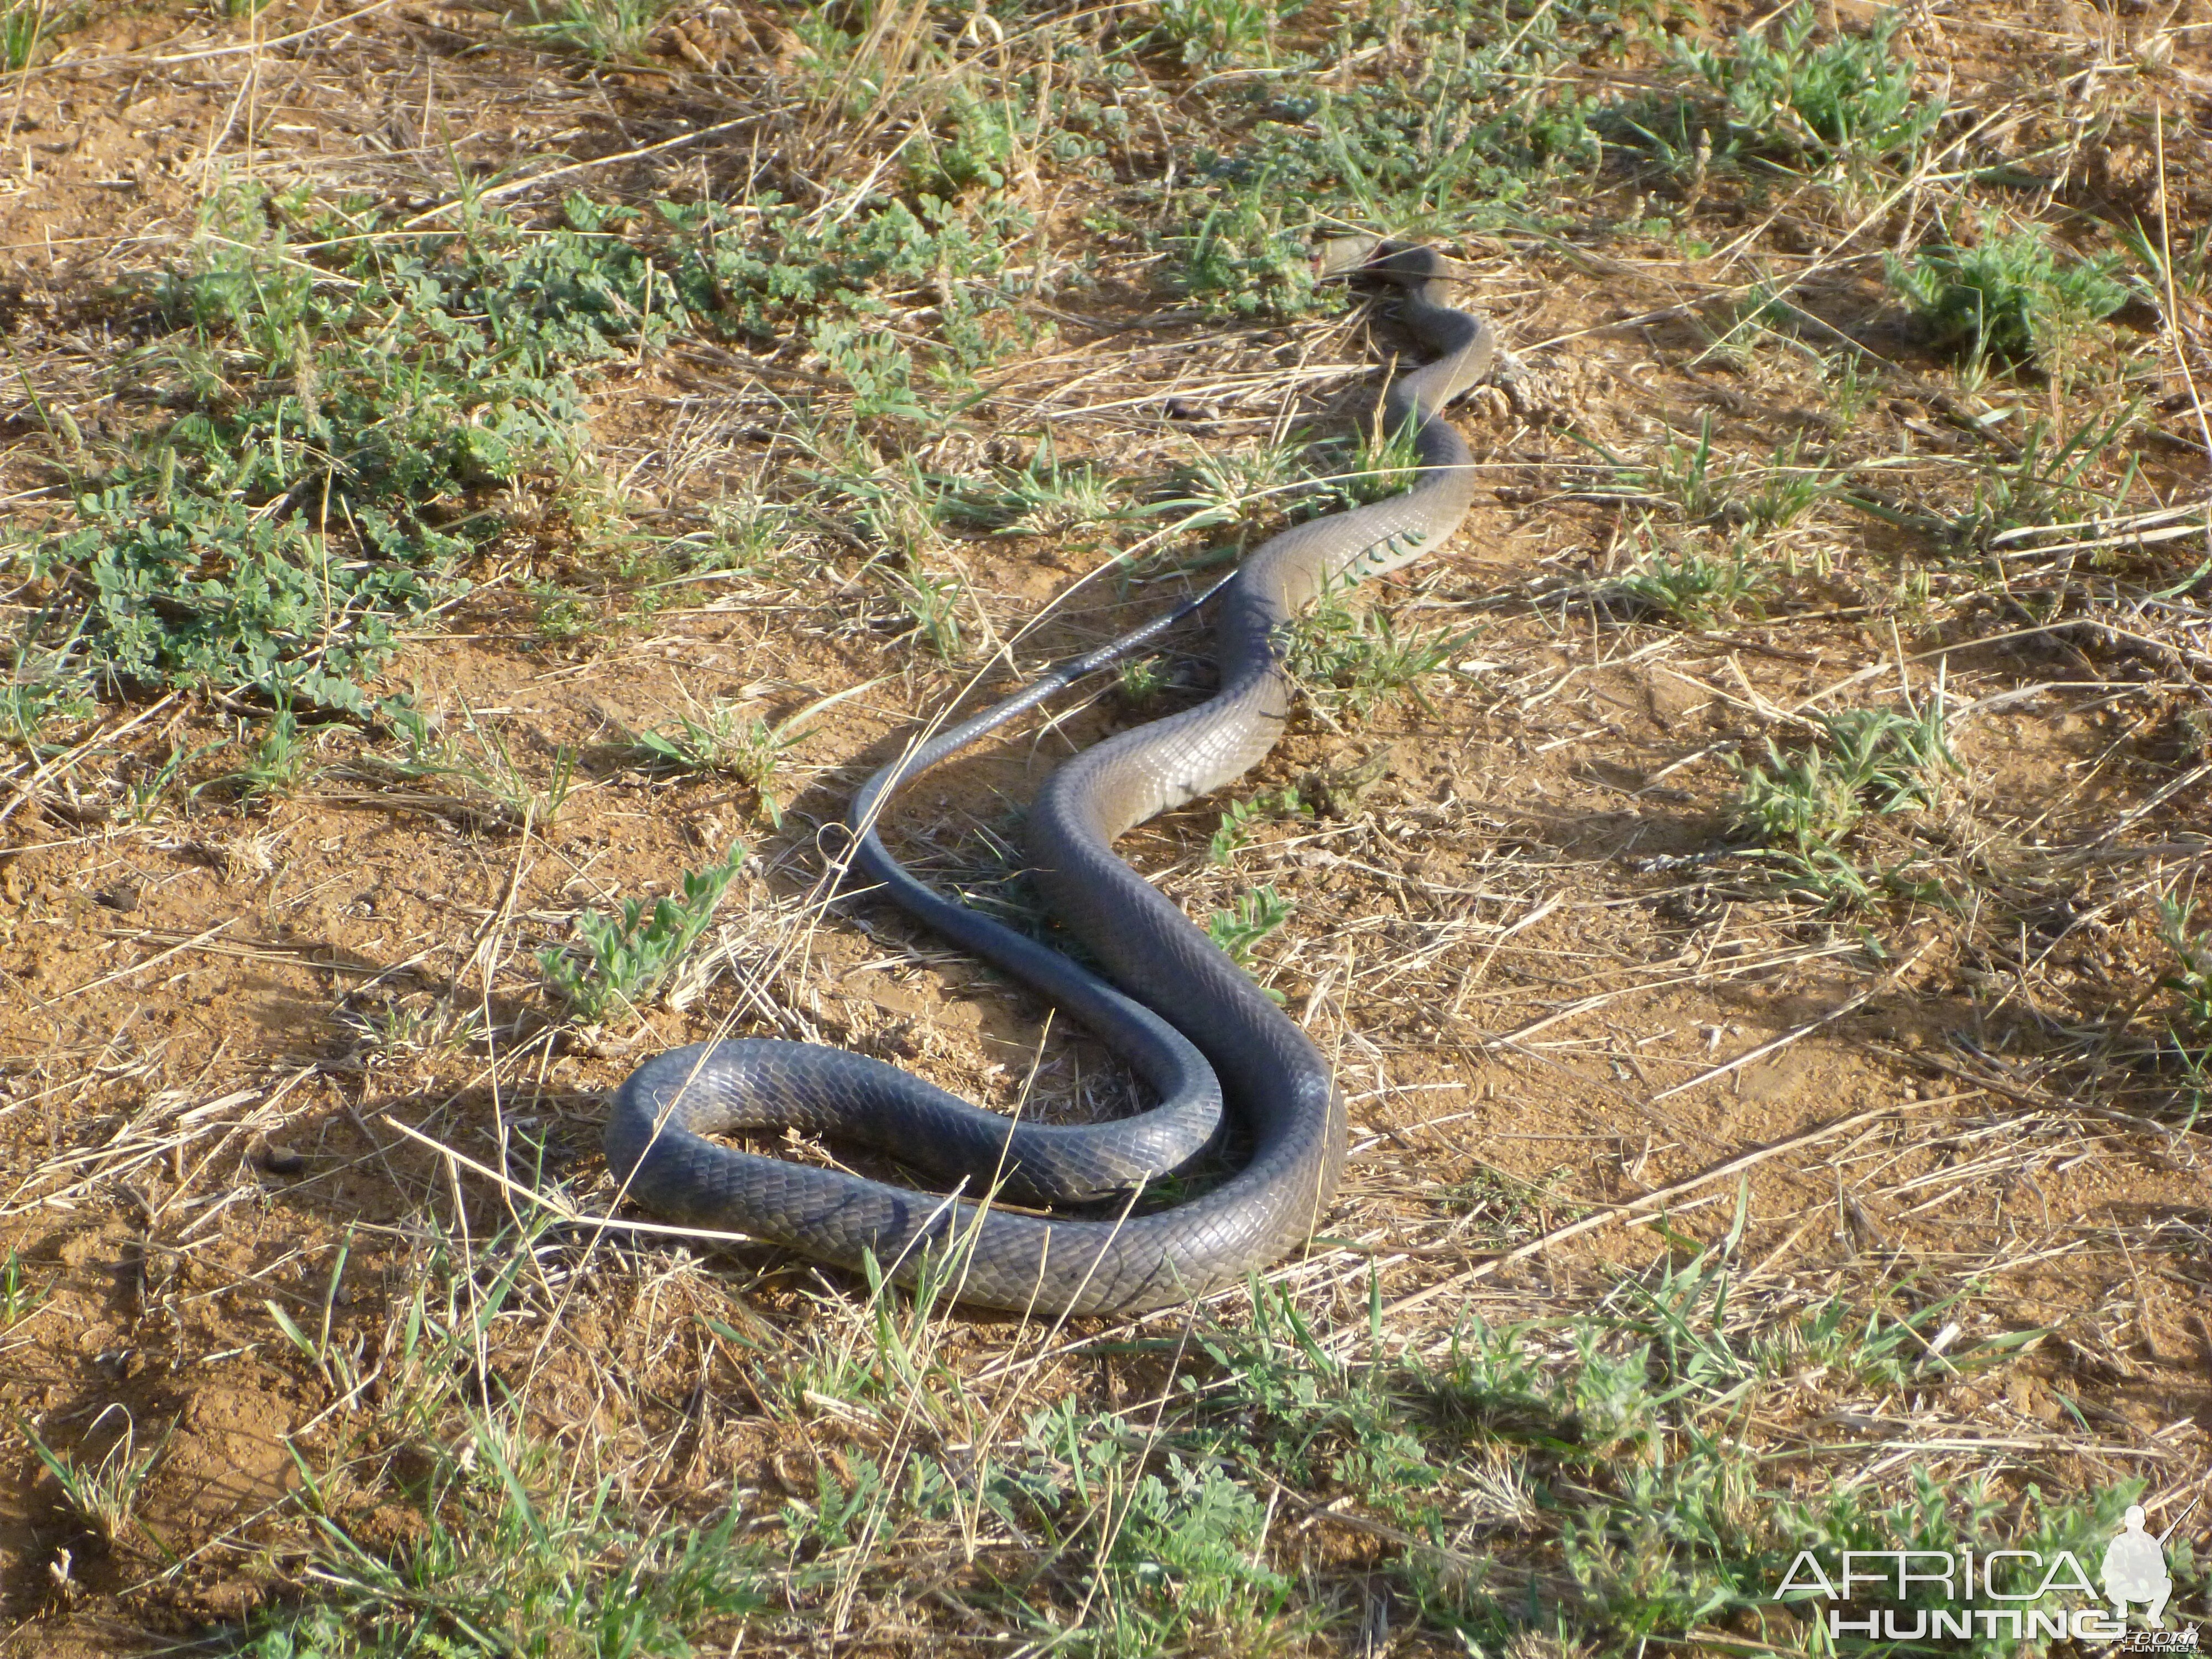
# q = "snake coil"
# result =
<box><xmin>604</xmin><ymin>244</ymin><xmax>1496</xmax><ymax>1314</ymax></box>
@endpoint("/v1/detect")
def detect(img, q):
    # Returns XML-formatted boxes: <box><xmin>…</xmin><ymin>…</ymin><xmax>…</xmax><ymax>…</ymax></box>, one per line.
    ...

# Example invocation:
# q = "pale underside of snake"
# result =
<box><xmin>602</xmin><ymin>242</ymin><xmax>1505</xmax><ymax>1316</ymax></box>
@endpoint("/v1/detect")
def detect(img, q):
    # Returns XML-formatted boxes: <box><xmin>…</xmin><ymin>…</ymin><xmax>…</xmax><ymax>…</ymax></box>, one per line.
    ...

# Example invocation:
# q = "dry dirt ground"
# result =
<box><xmin>0</xmin><ymin>0</ymin><xmax>2208</xmax><ymax>1653</ymax></box>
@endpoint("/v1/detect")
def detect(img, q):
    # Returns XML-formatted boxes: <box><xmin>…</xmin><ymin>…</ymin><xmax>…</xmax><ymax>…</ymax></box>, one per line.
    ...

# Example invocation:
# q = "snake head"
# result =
<box><xmin>1315</xmin><ymin>235</ymin><xmax>1384</xmax><ymax>278</ymax></box>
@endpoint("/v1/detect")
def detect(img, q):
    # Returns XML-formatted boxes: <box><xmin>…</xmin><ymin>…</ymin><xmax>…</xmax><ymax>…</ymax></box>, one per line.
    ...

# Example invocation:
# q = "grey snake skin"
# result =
<box><xmin>603</xmin><ymin>243</ymin><xmax>1496</xmax><ymax>1314</ymax></box>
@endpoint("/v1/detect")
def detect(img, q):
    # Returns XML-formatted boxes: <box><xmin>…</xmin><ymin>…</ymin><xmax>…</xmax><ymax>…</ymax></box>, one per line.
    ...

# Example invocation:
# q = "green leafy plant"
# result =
<box><xmin>1588</xmin><ymin>415</ymin><xmax>1829</xmax><ymax>532</ymax></box>
<box><xmin>1740</xmin><ymin>432</ymin><xmax>1833</xmax><ymax>530</ymax></box>
<box><xmin>967</xmin><ymin>447</ymin><xmax>1129</xmax><ymax>538</ymax></box>
<box><xmin>1114</xmin><ymin>654</ymin><xmax>1175</xmax><ymax>709</ymax></box>
<box><xmin>1815</xmin><ymin>703</ymin><xmax>1957</xmax><ymax>809</ymax></box>
<box><xmin>1609</xmin><ymin>414</ymin><xmax>1729</xmax><ymax>521</ymax></box>
<box><xmin>887</xmin><ymin>569</ymin><xmax>968</xmax><ymax>660</ymax></box>
<box><xmin>18</xmin><ymin>182</ymin><xmax>707</xmax><ymax>716</ymax></box>
<box><xmin>1732</xmin><ymin>742</ymin><xmax>1869</xmax><ymax>853</ymax></box>
<box><xmin>0</xmin><ymin>655</ymin><xmax>92</xmax><ymax>753</ymax></box>
<box><xmin>340</xmin><ymin>992</ymin><xmax>483</xmax><ymax>1066</ymax></box>
<box><xmin>1342</xmin><ymin>411</ymin><xmax>1423</xmax><ymax>507</ymax></box>
<box><xmin>2117</xmin><ymin>214</ymin><xmax>2212</xmax><ymax>302</ymax></box>
<box><xmin>1285</xmin><ymin>597</ymin><xmax>1468</xmax><ymax>719</ymax></box>
<box><xmin>1171</xmin><ymin>1</ymin><xmax>1595</xmax><ymax>281</ymax></box>
<box><xmin>665</xmin><ymin>191</ymin><xmax>1024</xmax><ymax>372</ymax></box>
<box><xmin>1165</xmin><ymin>434</ymin><xmax>1314</xmax><ymax>535</ymax></box>
<box><xmin>1210</xmin><ymin>785</ymin><xmax>1304</xmax><ymax>864</ymax></box>
<box><xmin>120</xmin><ymin>743</ymin><xmax>211</xmax><ymax>825</ymax></box>
<box><xmin>1933</xmin><ymin>404</ymin><xmax>2140</xmax><ymax>551</ymax></box>
<box><xmin>1</xmin><ymin>1248</ymin><xmax>44</xmax><ymax>1327</ymax></box>
<box><xmin>235</xmin><ymin>1414</ymin><xmax>766</xmax><ymax>1655</ymax></box>
<box><xmin>525</xmin><ymin>580</ymin><xmax>596</xmax><ymax>646</ymax></box>
<box><xmin>1175</xmin><ymin>191</ymin><xmax>1335</xmax><ymax>318</ymax></box>
<box><xmin>1888</xmin><ymin>215</ymin><xmax>2131</xmax><ymax>369</ymax></box>
<box><xmin>1097</xmin><ymin>1457</ymin><xmax>1296</xmax><ymax>1649</ymax></box>
<box><xmin>364</xmin><ymin>705</ymin><xmax>576</xmax><ymax>831</ymax></box>
<box><xmin>909</xmin><ymin>85</ymin><xmax>1030</xmax><ymax>200</ymax></box>
<box><xmin>1207</xmin><ymin>885</ymin><xmax>1293</xmax><ymax>964</ymax></box>
<box><xmin>212</xmin><ymin>703</ymin><xmax>314</xmax><ymax>802</ymax></box>
<box><xmin>1</xmin><ymin>0</ymin><xmax>47</xmax><ymax>71</ymax></box>
<box><xmin>541</xmin><ymin>846</ymin><xmax>746</xmax><ymax>1021</ymax></box>
<box><xmin>262</xmin><ymin>1235</ymin><xmax>361</xmax><ymax>1400</ymax></box>
<box><xmin>1150</xmin><ymin>0</ymin><xmax>1282</xmax><ymax>67</ymax></box>
<box><xmin>1673</xmin><ymin>2</ymin><xmax>1939</xmax><ymax>170</ymax></box>
<box><xmin>816</xmin><ymin>322</ymin><xmax>933</xmax><ymax>425</ymax></box>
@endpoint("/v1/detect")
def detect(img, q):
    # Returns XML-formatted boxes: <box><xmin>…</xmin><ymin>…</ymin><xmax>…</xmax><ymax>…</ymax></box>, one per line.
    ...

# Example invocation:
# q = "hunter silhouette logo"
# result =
<box><xmin>2105</xmin><ymin>1506</ymin><xmax>2175</xmax><ymax>1629</ymax></box>
<box><xmin>1774</xmin><ymin>1492</ymin><xmax>2199</xmax><ymax>1644</ymax></box>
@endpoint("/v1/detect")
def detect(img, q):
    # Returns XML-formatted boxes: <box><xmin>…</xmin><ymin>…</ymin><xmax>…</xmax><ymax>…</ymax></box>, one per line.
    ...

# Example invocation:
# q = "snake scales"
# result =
<box><xmin>603</xmin><ymin>243</ymin><xmax>1499</xmax><ymax>1315</ymax></box>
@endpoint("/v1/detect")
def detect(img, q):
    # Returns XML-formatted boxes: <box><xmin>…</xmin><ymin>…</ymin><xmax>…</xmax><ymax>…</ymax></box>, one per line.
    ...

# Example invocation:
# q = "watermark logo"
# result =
<box><xmin>1775</xmin><ymin>1494</ymin><xmax>2198</xmax><ymax>1647</ymax></box>
<box><xmin>2106</xmin><ymin>1505</ymin><xmax>2177</xmax><ymax>1631</ymax></box>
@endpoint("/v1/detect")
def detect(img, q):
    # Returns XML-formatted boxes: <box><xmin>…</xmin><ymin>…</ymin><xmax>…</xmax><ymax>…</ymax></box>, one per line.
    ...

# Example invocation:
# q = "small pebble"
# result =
<box><xmin>262</xmin><ymin>1142</ymin><xmax>306</xmax><ymax>1176</ymax></box>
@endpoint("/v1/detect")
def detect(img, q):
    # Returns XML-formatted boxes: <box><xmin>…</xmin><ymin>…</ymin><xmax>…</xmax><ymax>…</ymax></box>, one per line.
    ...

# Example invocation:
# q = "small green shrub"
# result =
<box><xmin>1211</xmin><ymin>786</ymin><xmax>1304</xmax><ymax>865</ymax></box>
<box><xmin>1175</xmin><ymin>192</ymin><xmax>1335</xmax><ymax>318</ymax></box>
<box><xmin>25</xmin><ymin>184</ymin><xmax>703</xmax><ymax>712</ymax></box>
<box><xmin>1731</xmin><ymin>702</ymin><xmax>1953</xmax><ymax>851</ymax></box>
<box><xmin>1888</xmin><ymin>216</ymin><xmax>2131</xmax><ymax>368</ymax></box>
<box><xmin>1676</xmin><ymin>3</ymin><xmax>1939</xmax><ymax>168</ymax></box>
<box><xmin>1186</xmin><ymin>6</ymin><xmax>1593</xmax><ymax>255</ymax></box>
<box><xmin>541</xmin><ymin>847</ymin><xmax>746</xmax><ymax>1021</ymax></box>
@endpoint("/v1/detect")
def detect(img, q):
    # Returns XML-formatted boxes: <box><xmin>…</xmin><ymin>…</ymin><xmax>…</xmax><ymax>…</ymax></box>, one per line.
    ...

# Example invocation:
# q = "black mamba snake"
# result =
<box><xmin>603</xmin><ymin>243</ymin><xmax>1498</xmax><ymax>1314</ymax></box>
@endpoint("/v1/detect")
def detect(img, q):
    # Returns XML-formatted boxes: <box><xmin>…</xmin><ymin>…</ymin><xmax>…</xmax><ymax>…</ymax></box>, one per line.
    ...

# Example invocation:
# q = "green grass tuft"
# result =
<box><xmin>1613</xmin><ymin>541</ymin><xmax>1773</xmax><ymax>629</ymax></box>
<box><xmin>1285</xmin><ymin>595</ymin><xmax>1471</xmax><ymax>720</ymax></box>
<box><xmin>511</xmin><ymin>0</ymin><xmax>675</xmax><ymax>61</ymax></box>
<box><xmin>2158</xmin><ymin>897</ymin><xmax>2212</xmax><ymax>1038</ymax></box>
<box><xmin>1</xmin><ymin>0</ymin><xmax>48</xmax><ymax>71</ymax></box>
<box><xmin>1728</xmin><ymin>695</ymin><xmax>1958</xmax><ymax>906</ymax></box>
<box><xmin>629</xmin><ymin>683</ymin><xmax>872</xmax><ymax>826</ymax></box>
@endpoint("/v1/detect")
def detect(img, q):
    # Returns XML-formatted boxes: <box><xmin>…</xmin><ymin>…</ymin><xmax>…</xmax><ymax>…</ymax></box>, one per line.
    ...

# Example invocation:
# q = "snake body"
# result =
<box><xmin>604</xmin><ymin>244</ymin><xmax>1495</xmax><ymax>1315</ymax></box>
